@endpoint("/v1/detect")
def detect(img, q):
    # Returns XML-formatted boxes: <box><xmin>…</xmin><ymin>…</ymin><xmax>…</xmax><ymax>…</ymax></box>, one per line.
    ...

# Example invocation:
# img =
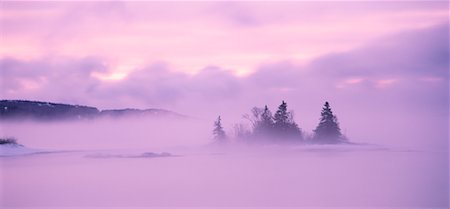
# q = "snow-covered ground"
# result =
<box><xmin>1</xmin><ymin>143</ymin><xmax>448</xmax><ymax>208</ymax></box>
<box><xmin>0</xmin><ymin>120</ymin><xmax>447</xmax><ymax>208</ymax></box>
<box><xmin>0</xmin><ymin>144</ymin><xmax>77</xmax><ymax>157</ymax></box>
<box><xmin>0</xmin><ymin>144</ymin><xmax>42</xmax><ymax>156</ymax></box>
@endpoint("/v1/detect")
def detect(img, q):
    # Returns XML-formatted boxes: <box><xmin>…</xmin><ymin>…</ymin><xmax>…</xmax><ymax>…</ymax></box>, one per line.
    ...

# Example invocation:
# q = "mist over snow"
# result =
<box><xmin>0</xmin><ymin>1</ymin><xmax>448</xmax><ymax>208</ymax></box>
<box><xmin>0</xmin><ymin>118</ymin><xmax>211</xmax><ymax>150</ymax></box>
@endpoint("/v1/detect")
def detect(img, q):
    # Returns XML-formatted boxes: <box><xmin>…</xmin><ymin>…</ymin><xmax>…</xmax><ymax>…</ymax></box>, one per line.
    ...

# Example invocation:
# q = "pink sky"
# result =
<box><xmin>1</xmin><ymin>1</ymin><xmax>447</xmax><ymax>75</ymax></box>
<box><xmin>0</xmin><ymin>1</ymin><xmax>449</xmax><ymax>148</ymax></box>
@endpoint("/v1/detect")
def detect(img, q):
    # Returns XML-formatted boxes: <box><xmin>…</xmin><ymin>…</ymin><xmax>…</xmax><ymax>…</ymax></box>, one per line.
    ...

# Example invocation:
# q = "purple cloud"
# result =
<box><xmin>1</xmin><ymin>23</ymin><xmax>448</xmax><ymax>149</ymax></box>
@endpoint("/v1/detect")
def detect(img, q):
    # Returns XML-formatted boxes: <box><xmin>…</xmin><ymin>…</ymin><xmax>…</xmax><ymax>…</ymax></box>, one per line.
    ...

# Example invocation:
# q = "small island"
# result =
<box><xmin>212</xmin><ymin>101</ymin><xmax>348</xmax><ymax>145</ymax></box>
<box><xmin>0</xmin><ymin>137</ymin><xmax>22</xmax><ymax>146</ymax></box>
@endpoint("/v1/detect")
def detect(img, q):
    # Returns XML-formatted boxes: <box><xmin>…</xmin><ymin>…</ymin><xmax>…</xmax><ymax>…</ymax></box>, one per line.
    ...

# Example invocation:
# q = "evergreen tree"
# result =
<box><xmin>213</xmin><ymin>116</ymin><xmax>227</xmax><ymax>143</ymax></box>
<box><xmin>274</xmin><ymin>101</ymin><xmax>288</xmax><ymax>130</ymax></box>
<box><xmin>273</xmin><ymin>101</ymin><xmax>302</xmax><ymax>140</ymax></box>
<box><xmin>313</xmin><ymin>101</ymin><xmax>343</xmax><ymax>143</ymax></box>
<box><xmin>254</xmin><ymin>105</ymin><xmax>274</xmax><ymax>136</ymax></box>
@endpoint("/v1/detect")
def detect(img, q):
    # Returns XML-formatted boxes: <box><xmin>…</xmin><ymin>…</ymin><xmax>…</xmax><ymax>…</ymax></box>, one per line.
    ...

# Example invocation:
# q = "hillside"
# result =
<box><xmin>0</xmin><ymin>100</ymin><xmax>185</xmax><ymax>121</ymax></box>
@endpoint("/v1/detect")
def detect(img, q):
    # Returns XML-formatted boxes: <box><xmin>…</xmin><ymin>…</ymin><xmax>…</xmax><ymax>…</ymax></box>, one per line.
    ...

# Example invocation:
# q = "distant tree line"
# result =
<box><xmin>0</xmin><ymin>137</ymin><xmax>21</xmax><ymax>146</ymax></box>
<box><xmin>0</xmin><ymin>100</ymin><xmax>185</xmax><ymax>121</ymax></box>
<box><xmin>212</xmin><ymin>101</ymin><xmax>347</xmax><ymax>145</ymax></box>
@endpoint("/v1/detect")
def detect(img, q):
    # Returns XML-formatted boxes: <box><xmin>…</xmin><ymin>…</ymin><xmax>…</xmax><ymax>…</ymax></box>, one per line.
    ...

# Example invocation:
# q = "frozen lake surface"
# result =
<box><xmin>1</xmin><ymin>144</ymin><xmax>448</xmax><ymax>208</ymax></box>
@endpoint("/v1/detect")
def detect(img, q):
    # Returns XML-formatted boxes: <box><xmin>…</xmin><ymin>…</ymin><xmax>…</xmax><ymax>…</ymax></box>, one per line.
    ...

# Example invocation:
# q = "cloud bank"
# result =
<box><xmin>0</xmin><ymin>2</ymin><xmax>448</xmax><ymax>150</ymax></box>
<box><xmin>1</xmin><ymin>23</ymin><xmax>448</xmax><ymax>148</ymax></box>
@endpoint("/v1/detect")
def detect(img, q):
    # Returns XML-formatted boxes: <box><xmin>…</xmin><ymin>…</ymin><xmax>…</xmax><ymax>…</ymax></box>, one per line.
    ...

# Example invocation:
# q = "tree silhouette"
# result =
<box><xmin>274</xmin><ymin>101</ymin><xmax>288</xmax><ymax>129</ymax></box>
<box><xmin>253</xmin><ymin>105</ymin><xmax>274</xmax><ymax>136</ymax></box>
<box><xmin>213</xmin><ymin>116</ymin><xmax>227</xmax><ymax>143</ymax></box>
<box><xmin>273</xmin><ymin>101</ymin><xmax>302</xmax><ymax>140</ymax></box>
<box><xmin>313</xmin><ymin>101</ymin><xmax>343</xmax><ymax>143</ymax></box>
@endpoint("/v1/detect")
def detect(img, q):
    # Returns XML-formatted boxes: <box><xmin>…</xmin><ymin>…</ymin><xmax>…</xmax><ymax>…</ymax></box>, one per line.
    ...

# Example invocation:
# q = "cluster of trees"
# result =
<box><xmin>0</xmin><ymin>100</ymin><xmax>185</xmax><ymax>121</ymax></box>
<box><xmin>0</xmin><ymin>137</ymin><xmax>21</xmax><ymax>146</ymax></box>
<box><xmin>213</xmin><ymin>101</ymin><xmax>347</xmax><ymax>144</ymax></box>
<box><xmin>0</xmin><ymin>100</ymin><xmax>99</xmax><ymax>121</ymax></box>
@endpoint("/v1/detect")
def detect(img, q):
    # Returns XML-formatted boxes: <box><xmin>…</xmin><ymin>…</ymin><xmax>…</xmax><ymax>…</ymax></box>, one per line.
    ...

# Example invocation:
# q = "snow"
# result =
<box><xmin>1</xmin><ymin>144</ymin><xmax>447</xmax><ymax>208</ymax></box>
<box><xmin>0</xmin><ymin>120</ymin><xmax>447</xmax><ymax>208</ymax></box>
<box><xmin>85</xmin><ymin>151</ymin><xmax>174</xmax><ymax>158</ymax></box>
<box><xmin>0</xmin><ymin>144</ymin><xmax>70</xmax><ymax>157</ymax></box>
<box><xmin>0</xmin><ymin>144</ymin><xmax>40</xmax><ymax>156</ymax></box>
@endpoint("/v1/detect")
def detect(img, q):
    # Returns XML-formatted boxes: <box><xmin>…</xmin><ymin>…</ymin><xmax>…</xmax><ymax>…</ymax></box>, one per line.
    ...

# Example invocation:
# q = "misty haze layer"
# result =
<box><xmin>0</xmin><ymin>1</ymin><xmax>449</xmax><ymax>208</ymax></box>
<box><xmin>1</xmin><ymin>118</ymin><xmax>448</xmax><ymax>208</ymax></box>
<box><xmin>1</xmin><ymin>141</ymin><xmax>448</xmax><ymax>208</ymax></box>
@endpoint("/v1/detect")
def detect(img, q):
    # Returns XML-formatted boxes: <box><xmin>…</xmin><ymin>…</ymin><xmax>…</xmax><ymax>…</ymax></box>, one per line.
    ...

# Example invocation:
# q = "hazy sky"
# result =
<box><xmin>0</xmin><ymin>1</ymin><xmax>448</xmax><ymax>148</ymax></box>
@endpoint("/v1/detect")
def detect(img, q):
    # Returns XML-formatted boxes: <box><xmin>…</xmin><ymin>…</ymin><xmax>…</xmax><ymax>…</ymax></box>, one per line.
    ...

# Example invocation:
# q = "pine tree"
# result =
<box><xmin>254</xmin><ymin>105</ymin><xmax>274</xmax><ymax>136</ymax></box>
<box><xmin>274</xmin><ymin>101</ymin><xmax>288</xmax><ymax>129</ymax></box>
<box><xmin>213</xmin><ymin>116</ymin><xmax>227</xmax><ymax>143</ymax></box>
<box><xmin>273</xmin><ymin>101</ymin><xmax>302</xmax><ymax>140</ymax></box>
<box><xmin>313</xmin><ymin>101</ymin><xmax>343</xmax><ymax>143</ymax></box>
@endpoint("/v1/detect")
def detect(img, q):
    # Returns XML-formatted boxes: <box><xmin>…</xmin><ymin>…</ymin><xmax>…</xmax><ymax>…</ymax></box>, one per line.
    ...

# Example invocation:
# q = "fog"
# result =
<box><xmin>0</xmin><ymin>118</ymin><xmax>210</xmax><ymax>150</ymax></box>
<box><xmin>1</xmin><ymin>1</ymin><xmax>448</xmax><ymax>208</ymax></box>
<box><xmin>0</xmin><ymin>117</ymin><xmax>448</xmax><ymax>208</ymax></box>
